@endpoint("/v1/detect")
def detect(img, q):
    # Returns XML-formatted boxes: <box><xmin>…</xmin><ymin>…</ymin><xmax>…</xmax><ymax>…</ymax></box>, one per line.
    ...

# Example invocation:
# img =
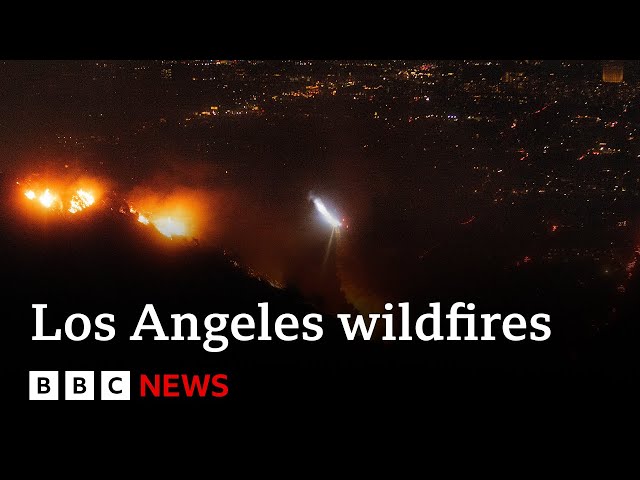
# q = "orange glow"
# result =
<box><xmin>129</xmin><ymin>206</ymin><xmax>151</xmax><ymax>225</ymax></box>
<box><xmin>68</xmin><ymin>189</ymin><xmax>95</xmax><ymax>214</ymax></box>
<box><xmin>126</xmin><ymin>187</ymin><xmax>207</xmax><ymax>241</ymax></box>
<box><xmin>152</xmin><ymin>216</ymin><xmax>187</xmax><ymax>238</ymax></box>
<box><xmin>39</xmin><ymin>189</ymin><xmax>56</xmax><ymax>208</ymax></box>
<box><xmin>20</xmin><ymin>175</ymin><xmax>104</xmax><ymax>214</ymax></box>
<box><xmin>19</xmin><ymin>174</ymin><xmax>204</xmax><ymax>243</ymax></box>
<box><xmin>18</xmin><ymin>174</ymin><xmax>107</xmax><ymax>214</ymax></box>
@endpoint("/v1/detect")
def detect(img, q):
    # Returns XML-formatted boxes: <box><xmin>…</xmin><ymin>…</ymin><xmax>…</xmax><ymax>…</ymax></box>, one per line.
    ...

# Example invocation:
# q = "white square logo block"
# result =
<box><xmin>101</xmin><ymin>371</ymin><xmax>130</xmax><ymax>400</ymax></box>
<box><xmin>29</xmin><ymin>371</ymin><xmax>58</xmax><ymax>400</ymax></box>
<box><xmin>65</xmin><ymin>371</ymin><xmax>94</xmax><ymax>400</ymax></box>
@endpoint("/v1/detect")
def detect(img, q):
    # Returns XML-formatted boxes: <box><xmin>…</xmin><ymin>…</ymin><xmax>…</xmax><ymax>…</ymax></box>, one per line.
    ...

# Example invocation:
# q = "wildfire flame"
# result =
<box><xmin>152</xmin><ymin>217</ymin><xmax>187</xmax><ymax>238</ymax></box>
<box><xmin>24</xmin><ymin>184</ymin><xmax>97</xmax><ymax>214</ymax></box>
<box><xmin>68</xmin><ymin>189</ymin><xmax>95</xmax><ymax>214</ymax></box>
<box><xmin>130</xmin><ymin>207</ymin><xmax>149</xmax><ymax>225</ymax></box>
<box><xmin>129</xmin><ymin>205</ymin><xmax>188</xmax><ymax>238</ymax></box>
<box><xmin>21</xmin><ymin>178</ymin><xmax>198</xmax><ymax>242</ymax></box>
<box><xmin>39</xmin><ymin>189</ymin><xmax>56</xmax><ymax>208</ymax></box>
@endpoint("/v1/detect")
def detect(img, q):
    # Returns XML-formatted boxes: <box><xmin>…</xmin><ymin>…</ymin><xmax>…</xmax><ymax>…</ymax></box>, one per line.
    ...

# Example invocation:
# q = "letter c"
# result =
<box><xmin>109</xmin><ymin>377</ymin><xmax>122</xmax><ymax>394</ymax></box>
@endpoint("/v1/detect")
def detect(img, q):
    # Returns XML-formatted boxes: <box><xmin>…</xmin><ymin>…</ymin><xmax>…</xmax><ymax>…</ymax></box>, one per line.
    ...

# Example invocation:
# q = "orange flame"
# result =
<box><xmin>39</xmin><ymin>189</ymin><xmax>56</xmax><ymax>208</ymax></box>
<box><xmin>126</xmin><ymin>189</ymin><xmax>204</xmax><ymax>241</ymax></box>
<box><xmin>21</xmin><ymin>177</ymin><xmax>201</xmax><ymax>242</ymax></box>
<box><xmin>152</xmin><ymin>216</ymin><xmax>187</xmax><ymax>238</ymax></box>
<box><xmin>22</xmin><ymin>177</ymin><xmax>102</xmax><ymax>214</ymax></box>
<box><xmin>68</xmin><ymin>189</ymin><xmax>95</xmax><ymax>214</ymax></box>
<box><xmin>129</xmin><ymin>206</ymin><xmax>151</xmax><ymax>226</ymax></box>
<box><xmin>129</xmin><ymin>204</ymin><xmax>191</xmax><ymax>239</ymax></box>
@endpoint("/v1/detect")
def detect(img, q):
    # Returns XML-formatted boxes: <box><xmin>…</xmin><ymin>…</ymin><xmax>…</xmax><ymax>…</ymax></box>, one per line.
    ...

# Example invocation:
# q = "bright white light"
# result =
<box><xmin>153</xmin><ymin>216</ymin><xmax>187</xmax><ymax>238</ymax></box>
<box><xmin>313</xmin><ymin>197</ymin><xmax>341</xmax><ymax>228</ymax></box>
<box><xmin>39</xmin><ymin>189</ymin><xmax>55</xmax><ymax>208</ymax></box>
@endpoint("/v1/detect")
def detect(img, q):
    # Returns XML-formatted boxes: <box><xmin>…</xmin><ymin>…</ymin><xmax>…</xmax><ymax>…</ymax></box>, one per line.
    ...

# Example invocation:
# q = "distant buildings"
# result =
<box><xmin>161</xmin><ymin>68</ymin><xmax>172</xmax><ymax>80</ymax></box>
<box><xmin>602</xmin><ymin>62</ymin><xmax>623</xmax><ymax>83</ymax></box>
<box><xmin>502</xmin><ymin>71</ymin><xmax>524</xmax><ymax>83</ymax></box>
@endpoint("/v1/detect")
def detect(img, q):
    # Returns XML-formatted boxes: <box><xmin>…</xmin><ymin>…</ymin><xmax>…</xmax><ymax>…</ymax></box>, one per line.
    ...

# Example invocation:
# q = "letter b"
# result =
<box><xmin>65</xmin><ymin>371</ymin><xmax>94</xmax><ymax>400</ymax></box>
<box><xmin>39</xmin><ymin>378</ymin><xmax>51</xmax><ymax>394</ymax></box>
<box><xmin>74</xmin><ymin>377</ymin><xmax>86</xmax><ymax>394</ymax></box>
<box><xmin>30</xmin><ymin>371</ymin><xmax>58</xmax><ymax>400</ymax></box>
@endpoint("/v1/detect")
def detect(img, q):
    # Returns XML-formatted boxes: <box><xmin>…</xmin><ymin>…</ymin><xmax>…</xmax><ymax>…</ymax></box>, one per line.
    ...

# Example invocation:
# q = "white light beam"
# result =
<box><xmin>313</xmin><ymin>198</ymin><xmax>341</xmax><ymax>228</ymax></box>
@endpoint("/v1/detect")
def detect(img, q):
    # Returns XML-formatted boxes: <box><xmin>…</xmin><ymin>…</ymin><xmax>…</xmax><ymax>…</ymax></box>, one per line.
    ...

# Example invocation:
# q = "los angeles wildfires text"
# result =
<box><xmin>32</xmin><ymin>302</ymin><xmax>551</xmax><ymax>352</ymax></box>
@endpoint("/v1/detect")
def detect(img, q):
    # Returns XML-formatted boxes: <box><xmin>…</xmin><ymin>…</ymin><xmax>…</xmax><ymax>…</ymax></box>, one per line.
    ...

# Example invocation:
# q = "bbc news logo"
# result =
<box><xmin>29</xmin><ymin>371</ymin><xmax>130</xmax><ymax>400</ymax></box>
<box><xmin>29</xmin><ymin>371</ymin><xmax>228</xmax><ymax>400</ymax></box>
